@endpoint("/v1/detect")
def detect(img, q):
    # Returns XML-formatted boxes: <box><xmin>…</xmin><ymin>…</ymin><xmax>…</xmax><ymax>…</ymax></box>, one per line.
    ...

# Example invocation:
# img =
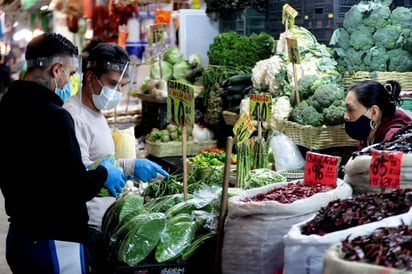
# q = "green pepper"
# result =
<box><xmin>210</xmin><ymin>158</ymin><xmax>224</xmax><ymax>166</ymax></box>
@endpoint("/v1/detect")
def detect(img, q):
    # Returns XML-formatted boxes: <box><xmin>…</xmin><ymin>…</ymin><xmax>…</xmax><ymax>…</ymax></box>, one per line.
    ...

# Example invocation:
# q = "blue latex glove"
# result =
<box><xmin>134</xmin><ymin>159</ymin><xmax>169</xmax><ymax>182</ymax></box>
<box><xmin>99</xmin><ymin>157</ymin><xmax>126</xmax><ymax>197</ymax></box>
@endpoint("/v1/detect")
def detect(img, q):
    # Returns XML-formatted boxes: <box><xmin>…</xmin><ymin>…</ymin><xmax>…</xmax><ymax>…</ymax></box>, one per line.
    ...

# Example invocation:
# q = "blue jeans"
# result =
<box><xmin>6</xmin><ymin>227</ymin><xmax>90</xmax><ymax>274</ymax></box>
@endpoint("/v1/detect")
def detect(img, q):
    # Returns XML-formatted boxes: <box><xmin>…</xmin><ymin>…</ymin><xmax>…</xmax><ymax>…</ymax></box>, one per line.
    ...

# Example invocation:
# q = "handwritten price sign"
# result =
<box><xmin>149</xmin><ymin>23</ymin><xmax>166</xmax><ymax>46</ymax></box>
<box><xmin>304</xmin><ymin>152</ymin><xmax>341</xmax><ymax>187</ymax></box>
<box><xmin>282</xmin><ymin>4</ymin><xmax>298</xmax><ymax>30</ymax></box>
<box><xmin>369</xmin><ymin>150</ymin><xmax>402</xmax><ymax>189</ymax></box>
<box><xmin>233</xmin><ymin>112</ymin><xmax>255</xmax><ymax>143</ymax></box>
<box><xmin>167</xmin><ymin>80</ymin><xmax>194</xmax><ymax>127</ymax></box>
<box><xmin>249</xmin><ymin>94</ymin><xmax>272</xmax><ymax>122</ymax></box>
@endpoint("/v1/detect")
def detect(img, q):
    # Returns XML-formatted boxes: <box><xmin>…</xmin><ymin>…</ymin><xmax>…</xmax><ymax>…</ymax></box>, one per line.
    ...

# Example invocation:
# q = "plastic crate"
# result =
<box><xmin>219</xmin><ymin>8</ymin><xmax>267</xmax><ymax>36</ymax></box>
<box><xmin>266</xmin><ymin>0</ymin><xmax>303</xmax><ymax>39</ymax></box>
<box><xmin>391</xmin><ymin>0</ymin><xmax>412</xmax><ymax>7</ymax></box>
<box><xmin>136</xmin><ymin>94</ymin><xmax>168</xmax><ymax>136</ymax></box>
<box><xmin>111</xmin><ymin>262</ymin><xmax>189</xmax><ymax>274</ymax></box>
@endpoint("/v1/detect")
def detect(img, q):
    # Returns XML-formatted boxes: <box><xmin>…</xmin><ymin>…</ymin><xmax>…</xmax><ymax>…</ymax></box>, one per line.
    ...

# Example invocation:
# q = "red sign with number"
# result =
<box><xmin>369</xmin><ymin>150</ymin><xmax>402</xmax><ymax>189</ymax></box>
<box><xmin>304</xmin><ymin>152</ymin><xmax>341</xmax><ymax>187</ymax></box>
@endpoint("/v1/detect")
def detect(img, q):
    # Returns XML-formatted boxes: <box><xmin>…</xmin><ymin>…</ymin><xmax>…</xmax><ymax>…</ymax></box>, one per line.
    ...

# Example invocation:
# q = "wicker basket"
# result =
<box><xmin>145</xmin><ymin>139</ymin><xmax>218</xmax><ymax>157</ymax></box>
<box><xmin>342</xmin><ymin>71</ymin><xmax>412</xmax><ymax>91</ymax></box>
<box><xmin>222</xmin><ymin>110</ymin><xmax>240</xmax><ymax>126</ymax></box>
<box><xmin>272</xmin><ymin>119</ymin><xmax>358</xmax><ymax>150</ymax></box>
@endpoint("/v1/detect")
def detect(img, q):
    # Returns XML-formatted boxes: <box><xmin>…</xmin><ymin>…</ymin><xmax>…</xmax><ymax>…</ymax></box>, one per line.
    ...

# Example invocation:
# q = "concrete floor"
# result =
<box><xmin>0</xmin><ymin>194</ymin><xmax>11</xmax><ymax>273</ymax></box>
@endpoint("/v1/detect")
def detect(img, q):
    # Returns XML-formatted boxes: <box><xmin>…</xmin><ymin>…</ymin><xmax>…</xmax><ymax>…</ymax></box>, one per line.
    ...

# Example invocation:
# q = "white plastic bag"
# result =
<box><xmin>270</xmin><ymin>131</ymin><xmax>305</xmax><ymax>171</ymax></box>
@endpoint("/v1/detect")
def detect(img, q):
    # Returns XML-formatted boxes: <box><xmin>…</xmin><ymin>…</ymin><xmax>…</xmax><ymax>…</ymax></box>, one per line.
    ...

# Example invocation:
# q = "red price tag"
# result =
<box><xmin>304</xmin><ymin>152</ymin><xmax>341</xmax><ymax>187</ymax></box>
<box><xmin>369</xmin><ymin>150</ymin><xmax>402</xmax><ymax>189</ymax></box>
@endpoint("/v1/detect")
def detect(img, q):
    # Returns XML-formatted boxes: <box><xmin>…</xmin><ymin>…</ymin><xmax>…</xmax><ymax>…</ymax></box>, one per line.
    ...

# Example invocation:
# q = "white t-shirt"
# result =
<box><xmin>64</xmin><ymin>93</ymin><xmax>134</xmax><ymax>230</ymax></box>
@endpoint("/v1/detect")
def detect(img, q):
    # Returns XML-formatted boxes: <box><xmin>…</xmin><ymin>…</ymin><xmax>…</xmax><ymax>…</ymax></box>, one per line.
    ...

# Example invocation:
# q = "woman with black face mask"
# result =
<box><xmin>344</xmin><ymin>79</ymin><xmax>412</xmax><ymax>150</ymax></box>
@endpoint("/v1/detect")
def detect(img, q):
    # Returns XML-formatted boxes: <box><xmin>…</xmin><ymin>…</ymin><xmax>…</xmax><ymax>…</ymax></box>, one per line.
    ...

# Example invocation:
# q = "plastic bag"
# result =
<box><xmin>270</xmin><ymin>131</ymin><xmax>305</xmax><ymax>171</ymax></box>
<box><xmin>112</xmin><ymin>127</ymin><xmax>136</xmax><ymax>159</ymax></box>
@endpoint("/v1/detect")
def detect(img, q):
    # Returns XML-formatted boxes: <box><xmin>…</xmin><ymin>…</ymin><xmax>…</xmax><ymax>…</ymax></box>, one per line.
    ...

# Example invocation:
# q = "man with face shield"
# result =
<box><xmin>0</xmin><ymin>33</ymin><xmax>126</xmax><ymax>273</ymax></box>
<box><xmin>64</xmin><ymin>42</ymin><xmax>169</xmax><ymax>273</ymax></box>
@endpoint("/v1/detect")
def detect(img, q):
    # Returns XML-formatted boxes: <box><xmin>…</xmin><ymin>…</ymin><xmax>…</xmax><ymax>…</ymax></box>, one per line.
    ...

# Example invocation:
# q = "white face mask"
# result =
<box><xmin>91</xmin><ymin>77</ymin><xmax>122</xmax><ymax>110</ymax></box>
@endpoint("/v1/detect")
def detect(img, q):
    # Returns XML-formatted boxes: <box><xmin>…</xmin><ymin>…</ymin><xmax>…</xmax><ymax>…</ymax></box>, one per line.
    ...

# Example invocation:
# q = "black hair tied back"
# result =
<box><xmin>384</xmin><ymin>80</ymin><xmax>402</xmax><ymax>106</ymax></box>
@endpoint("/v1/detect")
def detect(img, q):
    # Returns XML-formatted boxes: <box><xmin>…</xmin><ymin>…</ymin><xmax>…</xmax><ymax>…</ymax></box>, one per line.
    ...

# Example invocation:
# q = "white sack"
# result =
<box><xmin>323</xmin><ymin>243</ymin><xmax>412</xmax><ymax>274</ymax></box>
<box><xmin>344</xmin><ymin>154</ymin><xmax>412</xmax><ymax>194</ymax></box>
<box><xmin>283</xmin><ymin>206</ymin><xmax>412</xmax><ymax>274</ymax></box>
<box><xmin>221</xmin><ymin>179</ymin><xmax>352</xmax><ymax>274</ymax></box>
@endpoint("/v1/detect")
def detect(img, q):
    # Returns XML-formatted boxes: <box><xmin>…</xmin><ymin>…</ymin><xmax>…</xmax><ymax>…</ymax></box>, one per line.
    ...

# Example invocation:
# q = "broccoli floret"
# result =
<box><xmin>387</xmin><ymin>48</ymin><xmax>412</xmax><ymax>72</ymax></box>
<box><xmin>373</xmin><ymin>25</ymin><xmax>402</xmax><ymax>49</ymax></box>
<box><xmin>343</xmin><ymin>5</ymin><xmax>365</xmax><ymax>34</ymax></box>
<box><xmin>309</xmin><ymin>84</ymin><xmax>345</xmax><ymax>113</ymax></box>
<box><xmin>349</xmin><ymin>26</ymin><xmax>374</xmax><ymax>50</ymax></box>
<box><xmin>335</xmin><ymin>28</ymin><xmax>351</xmax><ymax>50</ymax></box>
<box><xmin>390</xmin><ymin>7</ymin><xmax>412</xmax><ymax>29</ymax></box>
<box><xmin>291</xmin><ymin>101</ymin><xmax>324</xmax><ymax>127</ymax></box>
<box><xmin>364</xmin><ymin>47</ymin><xmax>389</xmax><ymax>71</ymax></box>
<box><xmin>363</xmin><ymin>4</ymin><xmax>391</xmax><ymax>29</ymax></box>
<box><xmin>298</xmin><ymin>75</ymin><xmax>319</xmax><ymax>100</ymax></box>
<box><xmin>323</xmin><ymin>104</ymin><xmax>346</xmax><ymax>126</ymax></box>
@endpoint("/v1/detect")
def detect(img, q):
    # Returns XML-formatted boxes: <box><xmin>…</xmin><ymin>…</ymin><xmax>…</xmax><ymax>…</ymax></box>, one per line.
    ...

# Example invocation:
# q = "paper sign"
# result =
<box><xmin>249</xmin><ymin>94</ymin><xmax>272</xmax><ymax>122</ymax></box>
<box><xmin>282</xmin><ymin>4</ymin><xmax>298</xmax><ymax>30</ymax></box>
<box><xmin>167</xmin><ymin>80</ymin><xmax>195</xmax><ymax>127</ymax></box>
<box><xmin>304</xmin><ymin>152</ymin><xmax>341</xmax><ymax>187</ymax></box>
<box><xmin>286</xmin><ymin>38</ymin><xmax>301</xmax><ymax>64</ymax></box>
<box><xmin>233</xmin><ymin>112</ymin><xmax>255</xmax><ymax>143</ymax></box>
<box><xmin>369</xmin><ymin>150</ymin><xmax>402</xmax><ymax>189</ymax></box>
<box><xmin>149</xmin><ymin>23</ymin><xmax>167</xmax><ymax>46</ymax></box>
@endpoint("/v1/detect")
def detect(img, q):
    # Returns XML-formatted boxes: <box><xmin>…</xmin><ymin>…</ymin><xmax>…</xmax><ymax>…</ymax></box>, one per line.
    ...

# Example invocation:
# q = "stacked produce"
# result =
<box><xmin>341</xmin><ymin>223</ymin><xmax>412</xmax><ymax>270</ymax></box>
<box><xmin>103</xmin><ymin>185</ymin><xmax>224</xmax><ymax>268</ymax></box>
<box><xmin>331</xmin><ymin>0</ymin><xmax>412</xmax><ymax>72</ymax></box>
<box><xmin>203</xmin><ymin>31</ymin><xmax>276</xmax><ymax>125</ymax></box>
<box><xmin>140</xmin><ymin>46</ymin><xmax>204</xmax><ymax>98</ymax></box>
<box><xmin>301</xmin><ymin>189</ymin><xmax>412</xmax><ymax>236</ymax></box>
<box><xmin>243</xmin><ymin>26</ymin><xmax>346</xmax><ymax>128</ymax></box>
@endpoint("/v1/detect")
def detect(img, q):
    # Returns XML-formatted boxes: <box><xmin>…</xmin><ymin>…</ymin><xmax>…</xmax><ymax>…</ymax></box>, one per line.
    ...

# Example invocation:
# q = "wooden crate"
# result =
<box><xmin>145</xmin><ymin>139</ymin><xmax>218</xmax><ymax>157</ymax></box>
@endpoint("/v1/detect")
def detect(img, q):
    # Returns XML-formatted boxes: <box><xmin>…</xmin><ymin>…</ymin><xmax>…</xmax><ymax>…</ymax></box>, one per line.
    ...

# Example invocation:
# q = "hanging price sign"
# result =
<box><xmin>249</xmin><ymin>94</ymin><xmax>272</xmax><ymax>122</ymax></box>
<box><xmin>233</xmin><ymin>112</ymin><xmax>255</xmax><ymax>144</ymax></box>
<box><xmin>286</xmin><ymin>38</ymin><xmax>301</xmax><ymax>64</ymax></box>
<box><xmin>304</xmin><ymin>152</ymin><xmax>341</xmax><ymax>187</ymax></box>
<box><xmin>167</xmin><ymin>80</ymin><xmax>195</xmax><ymax>127</ymax></box>
<box><xmin>282</xmin><ymin>4</ymin><xmax>298</xmax><ymax>30</ymax></box>
<box><xmin>369</xmin><ymin>150</ymin><xmax>402</xmax><ymax>189</ymax></box>
<box><xmin>148</xmin><ymin>23</ymin><xmax>167</xmax><ymax>46</ymax></box>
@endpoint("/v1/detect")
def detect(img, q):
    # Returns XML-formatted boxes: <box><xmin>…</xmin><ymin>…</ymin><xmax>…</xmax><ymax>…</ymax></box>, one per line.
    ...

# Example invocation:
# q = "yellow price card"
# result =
<box><xmin>249</xmin><ymin>94</ymin><xmax>272</xmax><ymax>122</ymax></box>
<box><xmin>167</xmin><ymin>80</ymin><xmax>195</xmax><ymax>127</ymax></box>
<box><xmin>148</xmin><ymin>23</ymin><xmax>167</xmax><ymax>46</ymax></box>
<box><xmin>233</xmin><ymin>112</ymin><xmax>255</xmax><ymax>144</ymax></box>
<box><xmin>282</xmin><ymin>4</ymin><xmax>298</xmax><ymax>30</ymax></box>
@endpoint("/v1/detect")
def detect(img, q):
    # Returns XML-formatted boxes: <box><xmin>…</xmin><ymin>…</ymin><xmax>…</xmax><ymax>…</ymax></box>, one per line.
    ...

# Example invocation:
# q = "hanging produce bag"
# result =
<box><xmin>112</xmin><ymin>126</ymin><xmax>136</xmax><ymax>159</ymax></box>
<box><xmin>221</xmin><ymin>179</ymin><xmax>352</xmax><ymax>274</ymax></box>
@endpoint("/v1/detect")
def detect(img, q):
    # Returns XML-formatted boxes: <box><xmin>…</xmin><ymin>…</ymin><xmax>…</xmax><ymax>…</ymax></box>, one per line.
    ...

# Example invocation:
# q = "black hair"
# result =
<box><xmin>25</xmin><ymin>32</ymin><xmax>78</xmax><ymax>61</ymax></box>
<box><xmin>348</xmin><ymin>79</ymin><xmax>402</xmax><ymax>120</ymax></box>
<box><xmin>84</xmin><ymin>43</ymin><xmax>130</xmax><ymax>85</ymax></box>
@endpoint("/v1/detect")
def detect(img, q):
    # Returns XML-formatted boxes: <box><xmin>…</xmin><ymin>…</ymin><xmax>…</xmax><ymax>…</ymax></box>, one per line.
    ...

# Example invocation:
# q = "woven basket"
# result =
<box><xmin>272</xmin><ymin>119</ymin><xmax>358</xmax><ymax>150</ymax></box>
<box><xmin>222</xmin><ymin>110</ymin><xmax>240</xmax><ymax>126</ymax></box>
<box><xmin>342</xmin><ymin>71</ymin><xmax>412</xmax><ymax>91</ymax></box>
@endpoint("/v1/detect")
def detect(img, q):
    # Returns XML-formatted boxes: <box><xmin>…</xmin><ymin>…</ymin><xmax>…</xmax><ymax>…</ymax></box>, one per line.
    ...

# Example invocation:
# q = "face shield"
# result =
<box><xmin>25</xmin><ymin>55</ymin><xmax>83</xmax><ymax>97</ymax></box>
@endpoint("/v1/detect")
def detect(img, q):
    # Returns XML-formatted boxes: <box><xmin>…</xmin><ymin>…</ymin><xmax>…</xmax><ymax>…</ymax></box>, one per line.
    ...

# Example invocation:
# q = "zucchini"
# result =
<box><xmin>222</xmin><ymin>74</ymin><xmax>252</xmax><ymax>87</ymax></box>
<box><xmin>226</xmin><ymin>84</ymin><xmax>250</xmax><ymax>95</ymax></box>
<box><xmin>181</xmin><ymin>231</ymin><xmax>217</xmax><ymax>261</ymax></box>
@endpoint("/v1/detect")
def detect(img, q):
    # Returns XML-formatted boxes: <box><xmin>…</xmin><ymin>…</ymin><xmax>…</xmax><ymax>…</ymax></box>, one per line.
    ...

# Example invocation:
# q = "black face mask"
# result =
<box><xmin>344</xmin><ymin>114</ymin><xmax>372</xmax><ymax>140</ymax></box>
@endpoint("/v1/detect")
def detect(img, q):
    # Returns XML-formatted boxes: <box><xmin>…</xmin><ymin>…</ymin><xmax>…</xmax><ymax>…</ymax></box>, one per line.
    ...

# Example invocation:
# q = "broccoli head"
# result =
<box><xmin>363</xmin><ymin>4</ymin><xmax>391</xmax><ymax>29</ymax></box>
<box><xmin>364</xmin><ymin>47</ymin><xmax>388</xmax><ymax>71</ymax></box>
<box><xmin>298</xmin><ymin>75</ymin><xmax>319</xmax><ymax>99</ymax></box>
<box><xmin>323</xmin><ymin>104</ymin><xmax>346</xmax><ymax>126</ymax></box>
<box><xmin>343</xmin><ymin>5</ymin><xmax>365</xmax><ymax>34</ymax></box>
<box><xmin>350</xmin><ymin>26</ymin><xmax>374</xmax><ymax>50</ymax></box>
<box><xmin>390</xmin><ymin>7</ymin><xmax>412</xmax><ymax>29</ymax></box>
<box><xmin>373</xmin><ymin>25</ymin><xmax>402</xmax><ymax>50</ymax></box>
<box><xmin>309</xmin><ymin>84</ymin><xmax>345</xmax><ymax>113</ymax></box>
<box><xmin>291</xmin><ymin>101</ymin><xmax>324</xmax><ymax>127</ymax></box>
<box><xmin>387</xmin><ymin>48</ymin><xmax>412</xmax><ymax>72</ymax></box>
